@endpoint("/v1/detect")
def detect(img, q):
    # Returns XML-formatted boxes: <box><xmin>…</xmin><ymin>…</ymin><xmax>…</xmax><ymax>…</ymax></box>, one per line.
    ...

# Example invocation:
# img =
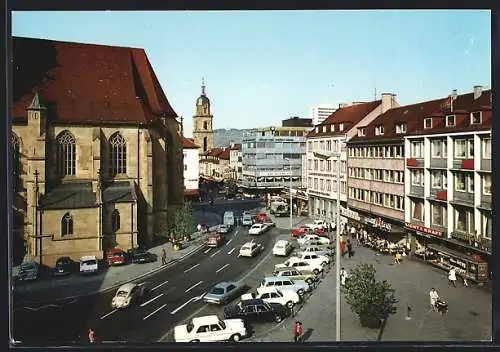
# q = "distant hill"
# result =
<box><xmin>213</xmin><ymin>128</ymin><xmax>251</xmax><ymax>147</ymax></box>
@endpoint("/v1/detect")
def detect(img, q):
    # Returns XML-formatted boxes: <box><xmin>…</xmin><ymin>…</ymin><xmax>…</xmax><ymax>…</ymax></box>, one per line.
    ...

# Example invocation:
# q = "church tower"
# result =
<box><xmin>192</xmin><ymin>77</ymin><xmax>214</xmax><ymax>153</ymax></box>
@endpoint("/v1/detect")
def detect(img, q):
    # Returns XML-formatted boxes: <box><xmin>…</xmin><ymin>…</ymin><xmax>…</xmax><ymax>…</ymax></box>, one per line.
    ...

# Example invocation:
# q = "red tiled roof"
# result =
<box><xmin>218</xmin><ymin>148</ymin><xmax>230</xmax><ymax>160</ymax></box>
<box><xmin>12</xmin><ymin>37</ymin><xmax>177</xmax><ymax>125</ymax></box>
<box><xmin>307</xmin><ymin>100</ymin><xmax>381</xmax><ymax>138</ymax></box>
<box><xmin>181</xmin><ymin>136</ymin><xmax>199</xmax><ymax>149</ymax></box>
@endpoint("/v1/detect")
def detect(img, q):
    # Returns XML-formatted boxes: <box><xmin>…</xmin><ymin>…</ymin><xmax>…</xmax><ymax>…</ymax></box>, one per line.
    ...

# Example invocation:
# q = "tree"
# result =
<box><xmin>343</xmin><ymin>263</ymin><xmax>398</xmax><ymax>329</ymax></box>
<box><xmin>166</xmin><ymin>202</ymin><xmax>196</xmax><ymax>242</ymax></box>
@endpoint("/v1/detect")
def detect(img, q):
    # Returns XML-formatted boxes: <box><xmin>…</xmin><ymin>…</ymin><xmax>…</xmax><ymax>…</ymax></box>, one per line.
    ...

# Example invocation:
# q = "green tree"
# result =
<box><xmin>166</xmin><ymin>202</ymin><xmax>196</xmax><ymax>242</ymax></box>
<box><xmin>343</xmin><ymin>263</ymin><xmax>398</xmax><ymax>328</ymax></box>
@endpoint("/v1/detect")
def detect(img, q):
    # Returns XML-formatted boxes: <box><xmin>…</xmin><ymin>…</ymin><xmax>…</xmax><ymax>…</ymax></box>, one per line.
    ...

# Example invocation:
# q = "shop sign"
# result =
<box><xmin>340</xmin><ymin>207</ymin><xmax>361</xmax><ymax>221</ymax></box>
<box><xmin>365</xmin><ymin>217</ymin><xmax>392</xmax><ymax>232</ymax></box>
<box><xmin>405</xmin><ymin>222</ymin><xmax>443</xmax><ymax>237</ymax></box>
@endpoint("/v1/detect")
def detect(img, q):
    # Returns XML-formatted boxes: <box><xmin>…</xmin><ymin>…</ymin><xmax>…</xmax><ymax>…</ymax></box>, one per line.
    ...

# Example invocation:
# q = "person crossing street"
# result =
<box><xmin>293</xmin><ymin>321</ymin><xmax>303</xmax><ymax>342</ymax></box>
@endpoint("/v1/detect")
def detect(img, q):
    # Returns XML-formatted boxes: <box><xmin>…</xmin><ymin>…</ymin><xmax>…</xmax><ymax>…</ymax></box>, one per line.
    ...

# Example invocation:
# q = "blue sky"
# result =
<box><xmin>12</xmin><ymin>10</ymin><xmax>490</xmax><ymax>137</ymax></box>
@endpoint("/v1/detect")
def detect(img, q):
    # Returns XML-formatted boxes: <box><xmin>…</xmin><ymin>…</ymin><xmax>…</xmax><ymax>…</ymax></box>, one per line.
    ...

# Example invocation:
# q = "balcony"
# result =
<box><xmin>429</xmin><ymin>189</ymin><xmax>448</xmax><ymax>201</ymax></box>
<box><xmin>480</xmin><ymin>194</ymin><xmax>491</xmax><ymax>210</ymax></box>
<box><xmin>406</xmin><ymin>158</ymin><xmax>424</xmax><ymax>168</ymax></box>
<box><xmin>409</xmin><ymin>185</ymin><xmax>424</xmax><ymax>198</ymax></box>
<box><xmin>452</xmin><ymin>159</ymin><xmax>474</xmax><ymax>170</ymax></box>
<box><xmin>480</xmin><ymin>159</ymin><xmax>491</xmax><ymax>172</ymax></box>
<box><xmin>429</xmin><ymin>157</ymin><xmax>447</xmax><ymax>169</ymax></box>
<box><xmin>452</xmin><ymin>191</ymin><xmax>474</xmax><ymax>205</ymax></box>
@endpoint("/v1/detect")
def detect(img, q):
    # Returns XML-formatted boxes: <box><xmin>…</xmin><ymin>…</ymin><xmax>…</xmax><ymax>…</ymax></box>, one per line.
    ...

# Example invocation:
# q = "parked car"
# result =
<box><xmin>107</xmin><ymin>248</ymin><xmax>128</xmax><ymax>266</ymax></box>
<box><xmin>111</xmin><ymin>283</ymin><xmax>147</xmax><ymax>309</ymax></box>
<box><xmin>18</xmin><ymin>261</ymin><xmax>39</xmax><ymax>281</ymax></box>
<box><xmin>273</xmin><ymin>267</ymin><xmax>318</xmax><ymax>285</ymax></box>
<box><xmin>297</xmin><ymin>234</ymin><xmax>331</xmax><ymax>247</ymax></box>
<box><xmin>174</xmin><ymin>315</ymin><xmax>247</xmax><ymax>342</ymax></box>
<box><xmin>129</xmin><ymin>249</ymin><xmax>157</xmax><ymax>264</ymax></box>
<box><xmin>241</xmin><ymin>286</ymin><xmax>300</xmax><ymax>309</ymax></box>
<box><xmin>79</xmin><ymin>255</ymin><xmax>99</xmax><ymax>275</ymax></box>
<box><xmin>274</xmin><ymin>258</ymin><xmax>324</xmax><ymax>276</ymax></box>
<box><xmin>207</xmin><ymin>234</ymin><xmax>224</xmax><ymax>248</ymax></box>
<box><xmin>238</xmin><ymin>241</ymin><xmax>263</xmax><ymax>258</ymax></box>
<box><xmin>203</xmin><ymin>281</ymin><xmax>247</xmax><ymax>305</ymax></box>
<box><xmin>218</xmin><ymin>224</ymin><xmax>231</xmax><ymax>234</ymax></box>
<box><xmin>298</xmin><ymin>245</ymin><xmax>333</xmax><ymax>257</ymax></box>
<box><xmin>53</xmin><ymin>256</ymin><xmax>76</xmax><ymax>277</ymax></box>
<box><xmin>291</xmin><ymin>252</ymin><xmax>330</xmax><ymax>267</ymax></box>
<box><xmin>224</xmin><ymin>298</ymin><xmax>290</xmax><ymax>324</ymax></box>
<box><xmin>304</xmin><ymin>220</ymin><xmax>326</xmax><ymax>230</ymax></box>
<box><xmin>248</xmin><ymin>224</ymin><xmax>266</xmax><ymax>236</ymax></box>
<box><xmin>260</xmin><ymin>276</ymin><xmax>310</xmax><ymax>297</ymax></box>
<box><xmin>272</xmin><ymin>240</ymin><xmax>293</xmax><ymax>257</ymax></box>
<box><xmin>291</xmin><ymin>226</ymin><xmax>324</xmax><ymax>237</ymax></box>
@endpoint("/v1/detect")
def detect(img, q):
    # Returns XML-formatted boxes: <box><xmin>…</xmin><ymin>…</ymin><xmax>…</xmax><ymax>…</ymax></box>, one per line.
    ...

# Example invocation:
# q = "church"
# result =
<box><xmin>11</xmin><ymin>37</ymin><xmax>184</xmax><ymax>266</ymax></box>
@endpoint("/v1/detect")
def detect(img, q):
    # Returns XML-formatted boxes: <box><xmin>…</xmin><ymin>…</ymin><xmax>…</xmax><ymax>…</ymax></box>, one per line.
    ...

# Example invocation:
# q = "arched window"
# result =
<box><xmin>203</xmin><ymin>121</ymin><xmax>208</xmax><ymax>130</ymax></box>
<box><xmin>61</xmin><ymin>213</ymin><xmax>74</xmax><ymax>236</ymax></box>
<box><xmin>56</xmin><ymin>131</ymin><xmax>76</xmax><ymax>176</ymax></box>
<box><xmin>110</xmin><ymin>133</ymin><xmax>127</xmax><ymax>176</ymax></box>
<box><xmin>11</xmin><ymin>134</ymin><xmax>21</xmax><ymax>192</ymax></box>
<box><xmin>111</xmin><ymin>210</ymin><xmax>120</xmax><ymax>232</ymax></box>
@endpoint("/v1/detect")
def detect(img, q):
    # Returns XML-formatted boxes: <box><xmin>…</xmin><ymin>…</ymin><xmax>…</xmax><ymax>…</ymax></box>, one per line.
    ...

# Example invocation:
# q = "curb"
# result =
<box><xmin>13</xmin><ymin>242</ymin><xmax>207</xmax><ymax>308</ymax></box>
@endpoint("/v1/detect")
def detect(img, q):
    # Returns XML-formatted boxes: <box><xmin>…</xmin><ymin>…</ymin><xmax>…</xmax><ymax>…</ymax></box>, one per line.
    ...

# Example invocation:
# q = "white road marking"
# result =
<box><xmin>226</xmin><ymin>239</ymin><xmax>233</xmax><ymax>245</ymax></box>
<box><xmin>228</xmin><ymin>247</ymin><xmax>236</xmax><ymax>255</ymax></box>
<box><xmin>137</xmin><ymin>282</ymin><xmax>145</xmax><ymax>286</ymax></box>
<box><xmin>183</xmin><ymin>263</ymin><xmax>199</xmax><ymax>273</ymax></box>
<box><xmin>234</xmin><ymin>230</ymin><xmax>238</xmax><ymax>237</ymax></box>
<box><xmin>185</xmin><ymin>280</ymin><xmax>203</xmax><ymax>293</ymax></box>
<box><xmin>216</xmin><ymin>263</ymin><xmax>230</xmax><ymax>273</ymax></box>
<box><xmin>100</xmin><ymin>309</ymin><xmax>118</xmax><ymax>320</ymax></box>
<box><xmin>210</xmin><ymin>249</ymin><xmax>221</xmax><ymax>258</ymax></box>
<box><xmin>203</xmin><ymin>248</ymin><xmax>211</xmax><ymax>254</ymax></box>
<box><xmin>140</xmin><ymin>293</ymin><xmax>164</xmax><ymax>307</ymax></box>
<box><xmin>151</xmin><ymin>280</ymin><xmax>169</xmax><ymax>291</ymax></box>
<box><xmin>171</xmin><ymin>298</ymin><xmax>195</xmax><ymax>315</ymax></box>
<box><xmin>142</xmin><ymin>303</ymin><xmax>167</xmax><ymax>321</ymax></box>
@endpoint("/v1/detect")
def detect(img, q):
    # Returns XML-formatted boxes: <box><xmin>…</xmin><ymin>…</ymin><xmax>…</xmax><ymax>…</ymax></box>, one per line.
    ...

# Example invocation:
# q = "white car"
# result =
<box><xmin>111</xmin><ymin>283</ymin><xmax>146</xmax><ymax>309</ymax></box>
<box><xmin>297</xmin><ymin>234</ymin><xmax>330</xmax><ymax>247</ymax></box>
<box><xmin>174</xmin><ymin>315</ymin><xmax>247</xmax><ymax>342</ymax></box>
<box><xmin>241</xmin><ymin>286</ymin><xmax>300</xmax><ymax>309</ymax></box>
<box><xmin>248</xmin><ymin>223</ymin><xmax>266</xmax><ymax>235</ymax></box>
<box><xmin>292</xmin><ymin>252</ymin><xmax>330</xmax><ymax>267</ymax></box>
<box><xmin>304</xmin><ymin>220</ymin><xmax>325</xmax><ymax>230</ymax></box>
<box><xmin>79</xmin><ymin>255</ymin><xmax>99</xmax><ymax>275</ymax></box>
<box><xmin>238</xmin><ymin>241</ymin><xmax>263</xmax><ymax>258</ymax></box>
<box><xmin>274</xmin><ymin>258</ymin><xmax>324</xmax><ymax>275</ymax></box>
<box><xmin>273</xmin><ymin>240</ymin><xmax>293</xmax><ymax>257</ymax></box>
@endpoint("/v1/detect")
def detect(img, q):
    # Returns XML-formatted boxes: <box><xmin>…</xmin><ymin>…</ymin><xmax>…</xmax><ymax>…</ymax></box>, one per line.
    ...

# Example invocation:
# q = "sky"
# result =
<box><xmin>12</xmin><ymin>10</ymin><xmax>491</xmax><ymax>138</ymax></box>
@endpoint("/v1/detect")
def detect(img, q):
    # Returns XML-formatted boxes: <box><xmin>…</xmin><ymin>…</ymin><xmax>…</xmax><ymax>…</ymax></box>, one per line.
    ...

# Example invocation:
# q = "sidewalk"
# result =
<box><xmin>13</xmin><ymin>232</ymin><xmax>208</xmax><ymax>306</ymax></box>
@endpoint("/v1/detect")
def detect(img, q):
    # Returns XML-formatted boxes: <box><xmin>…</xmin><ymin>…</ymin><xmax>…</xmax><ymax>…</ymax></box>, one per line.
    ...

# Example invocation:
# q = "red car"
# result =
<box><xmin>291</xmin><ymin>226</ymin><xmax>325</xmax><ymax>237</ymax></box>
<box><xmin>106</xmin><ymin>248</ymin><xmax>127</xmax><ymax>266</ymax></box>
<box><xmin>206</xmin><ymin>234</ymin><xmax>224</xmax><ymax>248</ymax></box>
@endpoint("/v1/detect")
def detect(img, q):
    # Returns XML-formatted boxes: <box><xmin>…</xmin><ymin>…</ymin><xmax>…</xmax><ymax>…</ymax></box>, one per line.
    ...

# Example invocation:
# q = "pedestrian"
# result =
<box><xmin>161</xmin><ymin>247</ymin><xmax>167</xmax><ymax>266</ymax></box>
<box><xmin>448</xmin><ymin>268</ymin><xmax>457</xmax><ymax>287</ymax></box>
<box><xmin>347</xmin><ymin>241</ymin><xmax>353</xmax><ymax>258</ymax></box>
<box><xmin>429</xmin><ymin>288</ymin><xmax>439</xmax><ymax>312</ymax></box>
<box><xmin>197</xmin><ymin>223</ymin><xmax>202</xmax><ymax>233</ymax></box>
<box><xmin>463</xmin><ymin>275</ymin><xmax>469</xmax><ymax>287</ymax></box>
<box><xmin>293</xmin><ymin>321</ymin><xmax>303</xmax><ymax>342</ymax></box>
<box><xmin>394</xmin><ymin>251</ymin><xmax>402</xmax><ymax>264</ymax></box>
<box><xmin>340</xmin><ymin>267</ymin><xmax>348</xmax><ymax>286</ymax></box>
<box><xmin>88</xmin><ymin>328</ymin><xmax>96</xmax><ymax>343</ymax></box>
<box><xmin>340</xmin><ymin>240</ymin><xmax>346</xmax><ymax>257</ymax></box>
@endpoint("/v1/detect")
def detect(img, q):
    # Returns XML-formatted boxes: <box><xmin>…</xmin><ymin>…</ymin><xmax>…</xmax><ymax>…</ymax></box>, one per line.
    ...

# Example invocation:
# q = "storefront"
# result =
<box><xmin>345</xmin><ymin>207</ymin><xmax>408</xmax><ymax>243</ymax></box>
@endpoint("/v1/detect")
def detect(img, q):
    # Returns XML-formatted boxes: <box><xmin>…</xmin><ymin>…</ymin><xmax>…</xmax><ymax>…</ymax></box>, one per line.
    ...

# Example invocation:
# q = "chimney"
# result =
<box><xmin>452</xmin><ymin>89</ymin><xmax>458</xmax><ymax>99</ymax></box>
<box><xmin>338</xmin><ymin>103</ymin><xmax>348</xmax><ymax>109</ymax></box>
<box><xmin>381</xmin><ymin>93</ymin><xmax>396</xmax><ymax>113</ymax></box>
<box><xmin>473</xmin><ymin>85</ymin><xmax>483</xmax><ymax>100</ymax></box>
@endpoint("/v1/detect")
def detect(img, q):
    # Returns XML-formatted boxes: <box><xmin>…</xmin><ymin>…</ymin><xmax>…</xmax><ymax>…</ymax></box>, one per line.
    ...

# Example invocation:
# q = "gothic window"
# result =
<box><xmin>56</xmin><ymin>131</ymin><xmax>76</xmax><ymax>176</ymax></box>
<box><xmin>112</xmin><ymin>210</ymin><xmax>121</xmax><ymax>232</ymax></box>
<box><xmin>203</xmin><ymin>121</ymin><xmax>208</xmax><ymax>130</ymax></box>
<box><xmin>11</xmin><ymin>134</ymin><xmax>21</xmax><ymax>192</ymax></box>
<box><xmin>110</xmin><ymin>133</ymin><xmax>127</xmax><ymax>176</ymax></box>
<box><xmin>61</xmin><ymin>213</ymin><xmax>74</xmax><ymax>236</ymax></box>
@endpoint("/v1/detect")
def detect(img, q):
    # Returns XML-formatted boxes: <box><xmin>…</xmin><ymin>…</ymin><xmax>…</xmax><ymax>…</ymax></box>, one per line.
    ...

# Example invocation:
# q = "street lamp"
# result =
<box><xmin>314</xmin><ymin>151</ymin><xmax>341</xmax><ymax>341</ymax></box>
<box><xmin>284</xmin><ymin>158</ymin><xmax>293</xmax><ymax>230</ymax></box>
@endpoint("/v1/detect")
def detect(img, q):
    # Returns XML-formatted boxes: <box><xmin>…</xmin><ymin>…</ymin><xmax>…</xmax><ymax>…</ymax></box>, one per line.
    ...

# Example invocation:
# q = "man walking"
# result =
<box><xmin>429</xmin><ymin>288</ymin><xmax>439</xmax><ymax>312</ymax></box>
<box><xmin>448</xmin><ymin>268</ymin><xmax>457</xmax><ymax>287</ymax></box>
<box><xmin>293</xmin><ymin>321</ymin><xmax>303</xmax><ymax>342</ymax></box>
<box><xmin>347</xmin><ymin>239</ymin><xmax>354</xmax><ymax>258</ymax></box>
<box><xmin>161</xmin><ymin>248</ymin><xmax>167</xmax><ymax>266</ymax></box>
<box><xmin>340</xmin><ymin>267</ymin><xmax>348</xmax><ymax>286</ymax></box>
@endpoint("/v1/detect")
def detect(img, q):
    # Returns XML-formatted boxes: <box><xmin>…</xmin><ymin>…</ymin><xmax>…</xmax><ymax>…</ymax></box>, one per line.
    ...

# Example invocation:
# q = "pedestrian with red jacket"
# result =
<box><xmin>88</xmin><ymin>328</ymin><xmax>96</xmax><ymax>343</ymax></box>
<box><xmin>294</xmin><ymin>321</ymin><xmax>303</xmax><ymax>342</ymax></box>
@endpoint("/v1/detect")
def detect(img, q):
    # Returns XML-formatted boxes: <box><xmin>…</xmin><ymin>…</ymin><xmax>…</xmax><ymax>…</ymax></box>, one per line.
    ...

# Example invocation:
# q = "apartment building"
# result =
<box><xmin>241</xmin><ymin>126</ymin><xmax>308</xmax><ymax>190</ymax></box>
<box><xmin>228</xmin><ymin>143</ymin><xmax>243</xmax><ymax>181</ymax></box>
<box><xmin>404</xmin><ymin>86</ymin><xmax>492</xmax><ymax>262</ymax></box>
<box><xmin>182</xmin><ymin>137</ymin><xmax>200</xmax><ymax>199</ymax></box>
<box><xmin>346</xmin><ymin>97</ymin><xmax>446</xmax><ymax>240</ymax></box>
<box><xmin>310</xmin><ymin>105</ymin><xmax>337</xmax><ymax>126</ymax></box>
<box><xmin>306</xmin><ymin>94</ymin><xmax>398</xmax><ymax>219</ymax></box>
<box><xmin>199</xmin><ymin>147</ymin><xmax>230</xmax><ymax>179</ymax></box>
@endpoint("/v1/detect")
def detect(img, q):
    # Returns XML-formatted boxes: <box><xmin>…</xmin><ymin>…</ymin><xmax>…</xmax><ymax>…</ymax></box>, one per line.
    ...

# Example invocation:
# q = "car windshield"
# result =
<box><xmin>116</xmin><ymin>290</ymin><xmax>129</xmax><ymax>297</ymax></box>
<box><xmin>275</xmin><ymin>245</ymin><xmax>284</xmax><ymax>249</ymax></box>
<box><xmin>83</xmin><ymin>260</ymin><xmax>97</xmax><ymax>265</ymax></box>
<box><xmin>110</xmin><ymin>253</ymin><xmax>123</xmax><ymax>257</ymax></box>
<box><xmin>211</xmin><ymin>287</ymin><xmax>225</xmax><ymax>295</ymax></box>
<box><xmin>241</xmin><ymin>246</ymin><xmax>250</xmax><ymax>250</ymax></box>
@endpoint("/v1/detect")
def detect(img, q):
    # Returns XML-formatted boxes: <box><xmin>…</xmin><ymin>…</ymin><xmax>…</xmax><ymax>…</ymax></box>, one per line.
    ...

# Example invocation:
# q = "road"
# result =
<box><xmin>13</xmin><ymin>224</ymin><xmax>290</xmax><ymax>343</ymax></box>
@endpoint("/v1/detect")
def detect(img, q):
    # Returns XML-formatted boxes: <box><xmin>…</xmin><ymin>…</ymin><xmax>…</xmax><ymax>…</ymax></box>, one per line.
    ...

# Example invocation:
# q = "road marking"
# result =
<box><xmin>100</xmin><ymin>309</ymin><xmax>118</xmax><ymax>320</ymax></box>
<box><xmin>137</xmin><ymin>282</ymin><xmax>145</xmax><ymax>286</ymax></box>
<box><xmin>171</xmin><ymin>298</ymin><xmax>195</xmax><ymax>315</ymax></box>
<box><xmin>142</xmin><ymin>303</ymin><xmax>167</xmax><ymax>321</ymax></box>
<box><xmin>226</xmin><ymin>239</ymin><xmax>233</xmax><ymax>245</ymax></box>
<box><xmin>17</xmin><ymin>299</ymin><xmax>78</xmax><ymax>312</ymax></box>
<box><xmin>185</xmin><ymin>280</ymin><xmax>203</xmax><ymax>293</ymax></box>
<box><xmin>210</xmin><ymin>249</ymin><xmax>221</xmax><ymax>258</ymax></box>
<box><xmin>216</xmin><ymin>263</ymin><xmax>230</xmax><ymax>273</ymax></box>
<box><xmin>228</xmin><ymin>247</ymin><xmax>236</xmax><ymax>255</ymax></box>
<box><xmin>151</xmin><ymin>280</ymin><xmax>169</xmax><ymax>291</ymax></box>
<box><xmin>140</xmin><ymin>293</ymin><xmax>164</xmax><ymax>307</ymax></box>
<box><xmin>204</xmin><ymin>248</ymin><xmax>211</xmax><ymax>254</ymax></box>
<box><xmin>183</xmin><ymin>263</ymin><xmax>199</xmax><ymax>273</ymax></box>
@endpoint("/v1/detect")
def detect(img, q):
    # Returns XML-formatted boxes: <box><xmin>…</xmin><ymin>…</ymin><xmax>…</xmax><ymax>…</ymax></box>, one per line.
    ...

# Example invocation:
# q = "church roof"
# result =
<box><xmin>12</xmin><ymin>37</ymin><xmax>178</xmax><ymax>125</ymax></box>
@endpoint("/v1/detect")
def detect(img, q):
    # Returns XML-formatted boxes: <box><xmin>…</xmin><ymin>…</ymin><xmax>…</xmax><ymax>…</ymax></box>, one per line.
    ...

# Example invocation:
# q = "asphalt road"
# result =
<box><xmin>13</xmin><ymin>224</ymin><xmax>287</xmax><ymax>344</ymax></box>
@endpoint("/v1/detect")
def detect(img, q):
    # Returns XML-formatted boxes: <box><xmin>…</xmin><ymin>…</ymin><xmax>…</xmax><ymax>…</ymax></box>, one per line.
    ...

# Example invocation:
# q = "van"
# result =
<box><xmin>223</xmin><ymin>211</ymin><xmax>235</xmax><ymax>228</ymax></box>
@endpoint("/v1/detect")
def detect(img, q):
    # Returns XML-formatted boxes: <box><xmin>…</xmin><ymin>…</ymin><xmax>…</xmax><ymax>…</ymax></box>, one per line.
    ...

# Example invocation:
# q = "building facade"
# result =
<box><xmin>306</xmin><ymin>94</ymin><xmax>398</xmax><ymax>220</ymax></box>
<box><xmin>11</xmin><ymin>37</ymin><xmax>184</xmax><ymax>266</ymax></box>
<box><xmin>192</xmin><ymin>78</ymin><xmax>214</xmax><ymax>153</ymax></box>
<box><xmin>404</xmin><ymin>87</ymin><xmax>492</xmax><ymax>261</ymax></box>
<box><xmin>310</xmin><ymin>105</ymin><xmax>337</xmax><ymax>126</ymax></box>
<box><xmin>241</xmin><ymin>127</ymin><xmax>308</xmax><ymax>191</ymax></box>
<box><xmin>229</xmin><ymin>143</ymin><xmax>243</xmax><ymax>181</ymax></box>
<box><xmin>199</xmin><ymin>147</ymin><xmax>230</xmax><ymax>180</ymax></box>
<box><xmin>182</xmin><ymin>137</ymin><xmax>200</xmax><ymax>198</ymax></box>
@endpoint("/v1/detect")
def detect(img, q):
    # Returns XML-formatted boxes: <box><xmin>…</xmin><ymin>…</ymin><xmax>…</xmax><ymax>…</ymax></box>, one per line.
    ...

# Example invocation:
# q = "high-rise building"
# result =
<box><xmin>310</xmin><ymin>105</ymin><xmax>337</xmax><ymax>126</ymax></box>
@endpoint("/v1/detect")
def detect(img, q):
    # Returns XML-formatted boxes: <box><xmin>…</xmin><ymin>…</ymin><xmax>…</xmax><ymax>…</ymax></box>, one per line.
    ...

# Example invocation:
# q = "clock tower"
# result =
<box><xmin>192</xmin><ymin>77</ymin><xmax>214</xmax><ymax>153</ymax></box>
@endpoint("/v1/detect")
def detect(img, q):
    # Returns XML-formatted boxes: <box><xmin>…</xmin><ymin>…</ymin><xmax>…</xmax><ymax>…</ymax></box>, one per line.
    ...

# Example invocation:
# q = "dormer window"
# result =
<box><xmin>322</xmin><ymin>125</ymin><xmax>326</xmax><ymax>132</ymax></box>
<box><xmin>471</xmin><ymin>111</ymin><xmax>482</xmax><ymax>124</ymax></box>
<box><xmin>395</xmin><ymin>123</ymin><xmax>407</xmax><ymax>134</ymax></box>
<box><xmin>330</xmin><ymin>124</ymin><xmax>334</xmax><ymax>132</ymax></box>
<box><xmin>446</xmin><ymin>115</ymin><xmax>456</xmax><ymax>127</ymax></box>
<box><xmin>375</xmin><ymin>125</ymin><xmax>385</xmax><ymax>136</ymax></box>
<box><xmin>358</xmin><ymin>128</ymin><xmax>366</xmax><ymax>137</ymax></box>
<box><xmin>339</xmin><ymin>123</ymin><xmax>344</xmax><ymax>132</ymax></box>
<box><xmin>424</xmin><ymin>118</ymin><xmax>432</xmax><ymax>129</ymax></box>
<box><xmin>315</xmin><ymin>127</ymin><xmax>319</xmax><ymax>133</ymax></box>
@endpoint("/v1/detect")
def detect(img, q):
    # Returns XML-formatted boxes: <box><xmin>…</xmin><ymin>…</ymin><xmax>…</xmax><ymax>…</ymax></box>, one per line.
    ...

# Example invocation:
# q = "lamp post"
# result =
<box><xmin>284</xmin><ymin>158</ymin><xmax>293</xmax><ymax>229</ymax></box>
<box><xmin>314</xmin><ymin>151</ymin><xmax>341</xmax><ymax>341</ymax></box>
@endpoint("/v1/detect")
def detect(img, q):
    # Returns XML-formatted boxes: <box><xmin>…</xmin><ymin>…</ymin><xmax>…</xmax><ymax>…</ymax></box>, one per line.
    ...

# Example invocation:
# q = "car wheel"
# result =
<box><xmin>297</xmin><ymin>289</ymin><xmax>305</xmax><ymax>296</ymax></box>
<box><xmin>231</xmin><ymin>333</ymin><xmax>242</xmax><ymax>342</ymax></box>
<box><xmin>274</xmin><ymin>314</ymin><xmax>283</xmax><ymax>323</ymax></box>
<box><xmin>286</xmin><ymin>301</ymin><xmax>294</xmax><ymax>309</ymax></box>
<box><xmin>322</xmin><ymin>261</ymin><xmax>327</xmax><ymax>267</ymax></box>
<box><xmin>313</xmin><ymin>269</ymin><xmax>320</xmax><ymax>275</ymax></box>
<box><xmin>189</xmin><ymin>339</ymin><xmax>200</xmax><ymax>343</ymax></box>
<box><xmin>306</xmin><ymin>278</ymin><xmax>314</xmax><ymax>285</ymax></box>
